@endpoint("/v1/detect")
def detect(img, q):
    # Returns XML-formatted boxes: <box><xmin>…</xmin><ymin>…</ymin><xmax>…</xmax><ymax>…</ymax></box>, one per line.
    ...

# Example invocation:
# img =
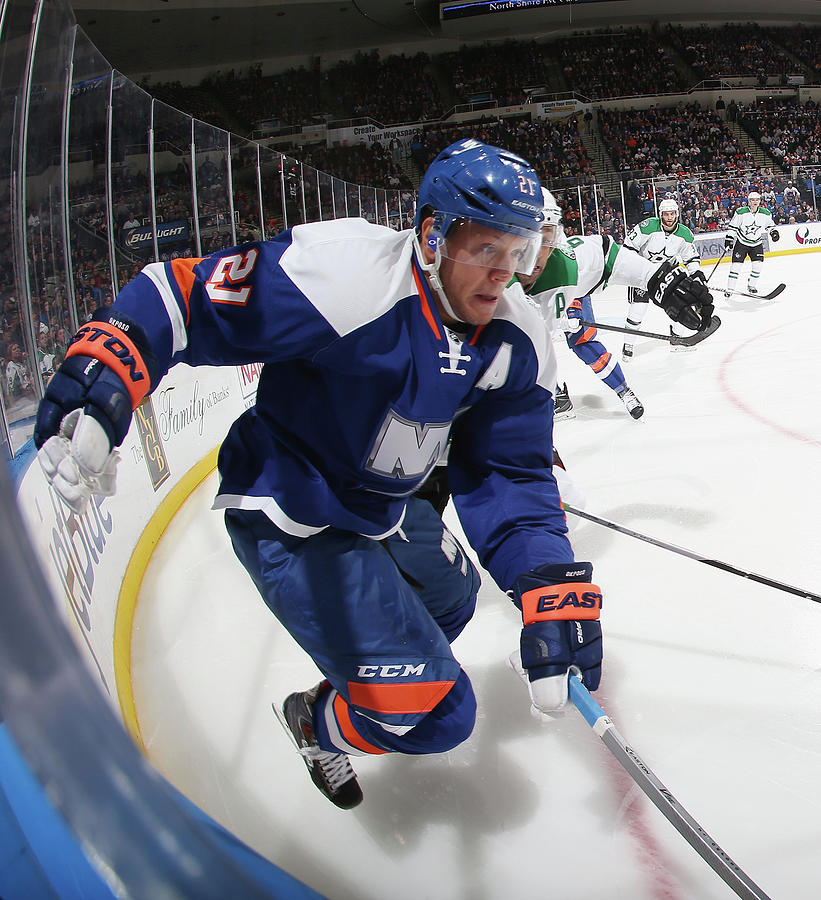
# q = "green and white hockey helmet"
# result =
<box><xmin>540</xmin><ymin>187</ymin><xmax>564</xmax><ymax>248</ymax></box>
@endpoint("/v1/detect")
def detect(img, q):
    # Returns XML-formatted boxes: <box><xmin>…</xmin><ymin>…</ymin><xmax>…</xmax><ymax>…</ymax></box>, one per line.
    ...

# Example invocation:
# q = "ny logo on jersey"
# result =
<box><xmin>366</xmin><ymin>411</ymin><xmax>451</xmax><ymax>481</ymax></box>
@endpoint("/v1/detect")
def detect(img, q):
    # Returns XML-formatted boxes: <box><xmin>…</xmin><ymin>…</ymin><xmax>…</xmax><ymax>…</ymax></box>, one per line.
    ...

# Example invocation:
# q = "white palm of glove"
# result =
<box><xmin>37</xmin><ymin>410</ymin><xmax>120</xmax><ymax>514</ymax></box>
<box><xmin>557</xmin><ymin>311</ymin><xmax>582</xmax><ymax>333</ymax></box>
<box><xmin>507</xmin><ymin>649</ymin><xmax>573</xmax><ymax>719</ymax></box>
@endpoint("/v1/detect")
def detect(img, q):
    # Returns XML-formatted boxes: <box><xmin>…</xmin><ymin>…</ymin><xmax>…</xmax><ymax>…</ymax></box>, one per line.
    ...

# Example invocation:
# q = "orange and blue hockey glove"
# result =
<box><xmin>34</xmin><ymin>310</ymin><xmax>158</xmax><ymax>513</ymax></box>
<box><xmin>513</xmin><ymin>561</ymin><xmax>602</xmax><ymax>714</ymax></box>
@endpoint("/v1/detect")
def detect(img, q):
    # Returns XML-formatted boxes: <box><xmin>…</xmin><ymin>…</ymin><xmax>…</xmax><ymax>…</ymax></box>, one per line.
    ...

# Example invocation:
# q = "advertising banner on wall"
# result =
<box><xmin>329</xmin><ymin>121</ymin><xmax>422</xmax><ymax>148</ymax></box>
<box><xmin>694</xmin><ymin>221</ymin><xmax>821</xmax><ymax>261</ymax></box>
<box><xmin>16</xmin><ymin>362</ymin><xmax>257</xmax><ymax>711</ymax></box>
<box><xmin>123</xmin><ymin>220</ymin><xmax>190</xmax><ymax>254</ymax></box>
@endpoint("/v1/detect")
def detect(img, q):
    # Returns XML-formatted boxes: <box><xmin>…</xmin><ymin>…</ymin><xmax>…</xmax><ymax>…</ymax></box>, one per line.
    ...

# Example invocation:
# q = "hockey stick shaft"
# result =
<box><xmin>577</xmin><ymin>319</ymin><xmax>675</xmax><ymax>342</ymax></box>
<box><xmin>569</xmin><ymin>677</ymin><xmax>773</xmax><ymax>900</ymax></box>
<box><xmin>729</xmin><ymin>284</ymin><xmax>785</xmax><ymax>301</ymax></box>
<box><xmin>705</xmin><ymin>249</ymin><xmax>727</xmax><ymax>284</ymax></box>
<box><xmin>578</xmin><ymin>315</ymin><xmax>720</xmax><ymax>347</ymax></box>
<box><xmin>563</xmin><ymin>504</ymin><xmax>821</xmax><ymax>603</ymax></box>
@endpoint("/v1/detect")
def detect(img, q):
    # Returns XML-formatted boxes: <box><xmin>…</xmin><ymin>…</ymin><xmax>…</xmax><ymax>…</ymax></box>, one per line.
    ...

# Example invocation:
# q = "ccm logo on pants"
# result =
<box><xmin>357</xmin><ymin>664</ymin><xmax>426</xmax><ymax>678</ymax></box>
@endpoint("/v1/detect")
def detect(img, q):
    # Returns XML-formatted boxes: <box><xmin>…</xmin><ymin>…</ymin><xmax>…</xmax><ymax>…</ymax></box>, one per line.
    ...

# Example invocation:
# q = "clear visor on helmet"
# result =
<box><xmin>540</xmin><ymin>221</ymin><xmax>564</xmax><ymax>248</ymax></box>
<box><xmin>434</xmin><ymin>218</ymin><xmax>543</xmax><ymax>276</ymax></box>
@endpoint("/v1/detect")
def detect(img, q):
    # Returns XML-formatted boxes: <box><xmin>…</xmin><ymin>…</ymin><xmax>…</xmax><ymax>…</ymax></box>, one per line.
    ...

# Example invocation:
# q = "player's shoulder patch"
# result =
<box><xmin>640</xmin><ymin>217</ymin><xmax>661</xmax><ymax>234</ymax></box>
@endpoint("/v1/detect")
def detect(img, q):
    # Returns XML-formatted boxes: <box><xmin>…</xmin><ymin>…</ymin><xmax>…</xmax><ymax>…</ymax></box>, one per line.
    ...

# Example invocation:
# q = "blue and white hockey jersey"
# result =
<box><xmin>113</xmin><ymin>218</ymin><xmax>571</xmax><ymax>590</ymax></box>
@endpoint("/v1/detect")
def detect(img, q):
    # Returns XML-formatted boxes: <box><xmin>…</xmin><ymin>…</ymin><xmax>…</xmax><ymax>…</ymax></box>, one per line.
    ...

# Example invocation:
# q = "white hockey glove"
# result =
<box><xmin>38</xmin><ymin>410</ymin><xmax>120</xmax><ymax>514</ymax></box>
<box><xmin>557</xmin><ymin>311</ymin><xmax>582</xmax><ymax>333</ymax></box>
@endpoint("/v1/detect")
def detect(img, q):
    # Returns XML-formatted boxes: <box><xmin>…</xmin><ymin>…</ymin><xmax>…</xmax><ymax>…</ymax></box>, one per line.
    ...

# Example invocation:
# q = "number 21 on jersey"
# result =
<box><xmin>205</xmin><ymin>249</ymin><xmax>258</xmax><ymax>305</ymax></box>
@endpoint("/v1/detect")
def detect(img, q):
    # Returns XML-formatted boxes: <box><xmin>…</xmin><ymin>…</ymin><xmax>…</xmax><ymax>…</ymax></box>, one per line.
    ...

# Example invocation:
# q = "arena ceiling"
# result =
<box><xmin>69</xmin><ymin>0</ymin><xmax>821</xmax><ymax>80</ymax></box>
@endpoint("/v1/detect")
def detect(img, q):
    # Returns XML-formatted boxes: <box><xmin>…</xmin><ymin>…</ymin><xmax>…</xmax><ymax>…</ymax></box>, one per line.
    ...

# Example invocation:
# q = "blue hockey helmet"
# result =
<box><xmin>414</xmin><ymin>139</ymin><xmax>544</xmax><ymax>274</ymax></box>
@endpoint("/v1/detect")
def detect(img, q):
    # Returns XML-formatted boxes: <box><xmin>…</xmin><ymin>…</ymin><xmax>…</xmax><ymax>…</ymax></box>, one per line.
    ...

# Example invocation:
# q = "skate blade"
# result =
<box><xmin>272</xmin><ymin>701</ymin><xmax>303</xmax><ymax>752</ymax></box>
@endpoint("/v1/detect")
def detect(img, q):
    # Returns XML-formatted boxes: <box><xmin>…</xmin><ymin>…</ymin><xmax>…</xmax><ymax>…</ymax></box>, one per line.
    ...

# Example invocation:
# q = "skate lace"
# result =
<box><xmin>313</xmin><ymin>749</ymin><xmax>356</xmax><ymax>791</ymax></box>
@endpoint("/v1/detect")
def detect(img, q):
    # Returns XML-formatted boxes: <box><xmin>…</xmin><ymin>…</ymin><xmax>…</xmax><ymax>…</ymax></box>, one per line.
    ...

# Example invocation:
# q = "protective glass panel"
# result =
<box><xmin>341</xmin><ymin>178</ymin><xmax>356</xmax><ymax>218</ymax></box>
<box><xmin>317</xmin><ymin>169</ymin><xmax>333</xmax><ymax>221</ymax></box>
<box><xmin>0</xmin><ymin>2</ymin><xmax>33</xmax><ymax>440</ymax></box>
<box><xmin>374</xmin><ymin>188</ymin><xmax>387</xmax><ymax>226</ymax></box>
<box><xmin>302</xmin><ymin>163</ymin><xmax>320</xmax><ymax>223</ymax></box>
<box><xmin>386</xmin><ymin>189</ymin><xmax>402</xmax><ymax>230</ymax></box>
<box><xmin>0</xmin><ymin>1</ymin><xmax>37</xmax><ymax>455</ymax></box>
<box><xmin>194</xmin><ymin>120</ymin><xmax>232</xmax><ymax>255</ymax></box>
<box><xmin>361</xmin><ymin>186</ymin><xmax>377</xmax><ymax>224</ymax></box>
<box><xmin>152</xmin><ymin>100</ymin><xmax>197</xmax><ymax>260</ymax></box>
<box><xmin>67</xmin><ymin>31</ymin><xmax>112</xmax><ymax>332</ymax></box>
<box><xmin>282</xmin><ymin>155</ymin><xmax>305</xmax><ymax>227</ymax></box>
<box><xmin>259</xmin><ymin>146</ymin><xmax>283</xmax><ymax>238</ymax></box>
<box><xmin>400</xmin><ymin>186</ymin><xmax>415</xmax><ymax>230</ymax></box>
<box><xmin>230</xmin><ymin>137</ymin><xmax>262</xmax><ymax>242</ymax></box>
<box><xmin>22</xmin><ymin>0</ymin><xmax>75</xmax><ymax>407</ymax></box>
<box><xmin>111</xmin><ymin>75</ymin><xmax>152</xmax><ymax>291</ymax></box>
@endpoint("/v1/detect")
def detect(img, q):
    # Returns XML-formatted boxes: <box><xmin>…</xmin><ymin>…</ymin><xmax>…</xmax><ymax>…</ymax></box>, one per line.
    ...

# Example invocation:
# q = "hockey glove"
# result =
<box><xmin>512</xmin><ymin>561</ymin><xmax>602</xmax><ymax>714</ymax></box>
<box><xmin>647</xmin><ymin>260</ymin><xmax>714</xmax><ymax>332</ymax></box>
<box><xmin>769</xmin><ymin>228</ymin><xmax>779</xmax><ymax>242</ymax></box>
<box><xmin>34</xmin><ymin>310</ymin><xmax>158</xmax><ymax>513</ymax></box>
<box><xmin>724</xmin><ymin>234</ymin><xmax>734</xmax><ymax>252</ymax></box>
<box><xmin>558</xmin><ymin>297</ymin><xmax>584</xmax><ymax>333</ymax></box>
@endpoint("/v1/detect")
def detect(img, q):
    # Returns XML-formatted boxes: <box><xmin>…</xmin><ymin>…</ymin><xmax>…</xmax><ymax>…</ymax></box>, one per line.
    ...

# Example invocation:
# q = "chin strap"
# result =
<box><xmin>412</xmin><ymin>232</ymin><xmax>464</xmax><ymax>324</ymax></box>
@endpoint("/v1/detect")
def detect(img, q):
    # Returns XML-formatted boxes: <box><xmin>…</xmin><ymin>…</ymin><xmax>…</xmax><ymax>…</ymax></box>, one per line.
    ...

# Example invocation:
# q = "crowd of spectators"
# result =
<box><xmin>302</xmin><ymin>141</ymin><xmax>412</xmax><ymax>193</ymax></box>
<box><xmin>558</xmin><ymin>28</ymin><xmax>690</xmax><ymax>100</ymax></box>
<box><xmin>439</xmin><ymin>40</ymin><xmax>554</xmax><ymax>107</ymax></box>
<box><xmin>740</xmin><ymin>97</ymin><xmax>821</xmax><ymax>169</ymax></box>
<box><xmin>328</xmin><ymin>51</ymin><xmax>443</xmax><ymax>126</ymax></box>
<box><xmin>599</xmin><ymin>102</ymin><xmax>756</xmax><ymax>178</ymax></box>
<box><xmin>409</xmin><ymin>114</ymin><xmax>595</xmax><ymax>187</ymax></box>
<box><xmin>666</xmin><ymin>23</ymin><xmax>796</xmax><ymax>81</ymax></box>
<box><xmin>143</xmin><ymin>24</ymin><xmax>821</xmax><ymax>142</ymax></box>
<box><xmin>624</xmin><ymin>170</ymin><xmax>816</xmax><ymax>234</ymax></box>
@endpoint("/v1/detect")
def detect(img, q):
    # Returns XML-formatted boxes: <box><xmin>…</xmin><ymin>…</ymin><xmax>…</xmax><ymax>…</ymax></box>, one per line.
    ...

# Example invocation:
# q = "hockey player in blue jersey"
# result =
<box><xmin>33</xmin><ymin>139</ymin><xmax>713</xmax><ymax>810</ymax></box>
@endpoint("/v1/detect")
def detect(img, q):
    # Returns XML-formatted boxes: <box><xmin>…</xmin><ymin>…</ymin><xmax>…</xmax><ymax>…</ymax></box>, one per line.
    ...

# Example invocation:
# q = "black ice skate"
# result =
<box><xmin>554</xmin><ymin>382</ymin><xmax>575</xmax><ymax>420</ymax></box>
<box><xmin>746</xmin><ymin>285</ymin><xmax>758</xmax><ymax>294</ymax></box>
<box><xmin>622</xmin><ymin>342</ymin><xmax>633</xmax><ymax>362</ymax></box>
<box><xmin>276</xmin><ymin>681</ymin><xmax>363</xmax><ymax>809</ymax></box>
<box><xmin>618</xmin><ymin>386</ymin><xmax>644</xmax><ymax>419</ymax></box>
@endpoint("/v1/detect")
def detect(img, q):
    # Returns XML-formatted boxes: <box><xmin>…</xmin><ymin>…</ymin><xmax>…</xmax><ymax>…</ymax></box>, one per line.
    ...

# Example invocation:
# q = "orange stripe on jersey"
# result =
<box><xmin>65</xmin><ymin>322</ymin><xmax>151</xmax><ymax>410</ymax></box>
<box><xmin>590</xmin><ymin>351</ymin><xmax>611</xmax><ymax>373</ymax></box>
<box><xmin>333</xmin><ymin>693</ymin><xmax>388</xmax><ymax>755</ymax></box>
<box><xmin>520</xmin><ymin>582</ymin><xmax>603</xmax><ymax>624</ymax></box>
<box><xmin>412</xmin><ymin>266</ymin><xmax>441</xmax><ymax>340</ymax></box>
<box><xmin>170</xmin><ymin>257</ymin><xmax>203</xmax><ymax>325</ymax></box>
<box><xmin>469</xmin><ymin>324</ymin><xmax>485</xmax><ymax>346</ymax></box>
<box><xmin>348</xmin><ymin>679</ymin><xmax>455</xmax><ymax>715</ymax></box>
<box><xmin>578</xmin><ymin>326</ymin><xmax>597</xmax><ymax>343</ymax></box>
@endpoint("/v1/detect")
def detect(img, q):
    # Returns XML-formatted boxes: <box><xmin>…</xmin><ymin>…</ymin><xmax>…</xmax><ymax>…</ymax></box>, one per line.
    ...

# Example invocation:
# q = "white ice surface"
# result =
<box><xmin>132</xmin><ymin>254</ymin><xmax>821</xmax><ymax>900</ymax></box>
